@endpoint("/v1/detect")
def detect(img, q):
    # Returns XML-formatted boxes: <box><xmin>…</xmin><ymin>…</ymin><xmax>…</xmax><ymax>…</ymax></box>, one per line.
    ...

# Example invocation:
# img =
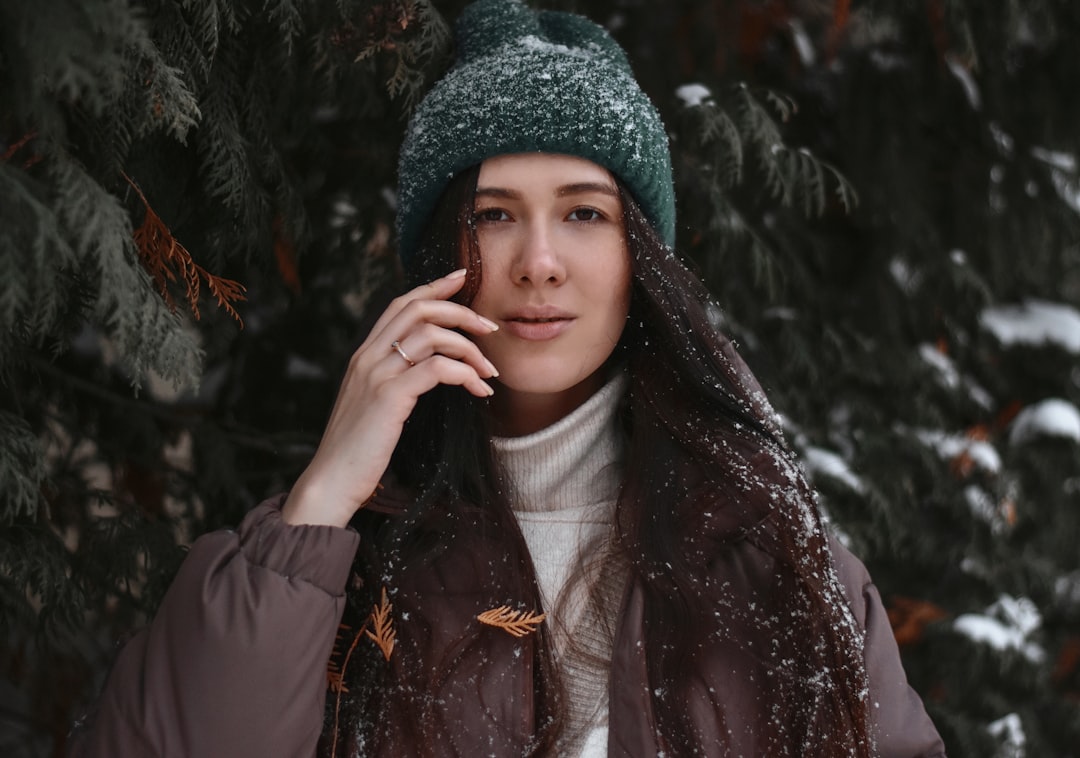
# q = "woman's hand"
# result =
<box><xmin>281</xmin><ymin>269</ymin><xmax>499</xmax><ymax>527</ymax></box>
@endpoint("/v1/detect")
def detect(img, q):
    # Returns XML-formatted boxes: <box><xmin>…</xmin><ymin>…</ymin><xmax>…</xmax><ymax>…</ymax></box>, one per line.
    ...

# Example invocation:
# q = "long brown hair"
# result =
<box><xmin>328</xmin><ymin>164</ymin><xmax>872</xmax><ymax>756</ymax></box>
<box><xmin>614</xmin><ymin>185</ymin><xmax>872</xmax><ymax>755</ymax></box>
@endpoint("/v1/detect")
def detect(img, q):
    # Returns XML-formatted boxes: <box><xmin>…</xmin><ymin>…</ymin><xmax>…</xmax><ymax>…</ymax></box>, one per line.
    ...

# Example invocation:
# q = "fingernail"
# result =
<box><xmin>479</xmin><ymin>316</ymin><xmax>499</xmax><ymax>331</ymax></box>
<box><xmin>446</xmin><ymin>268</ymin><xmax>467</xmax><ymax>280</ymax></box>
<box><xmin>485</xmin><ymin>359</ymin><xmax>499</xmax><ymax>377</ymax></box>
<box><xmin>483</xmin><ymin>381</ymin><xmax>495</xmax><ymax>397</ymax></box>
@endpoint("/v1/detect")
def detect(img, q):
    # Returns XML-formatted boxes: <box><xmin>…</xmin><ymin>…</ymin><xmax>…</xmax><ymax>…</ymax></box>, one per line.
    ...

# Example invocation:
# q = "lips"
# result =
<box><xmin>502</xmin><ymin>307</ymin><xmax>575</xmax><ymax>340</ymax></box>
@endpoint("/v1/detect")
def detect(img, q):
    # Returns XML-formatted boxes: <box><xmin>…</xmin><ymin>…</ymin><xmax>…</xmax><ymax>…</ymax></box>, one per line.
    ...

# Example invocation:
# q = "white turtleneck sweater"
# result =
<box><xmin>490</xmin><ymin>374</ymin><xmax>628</xmax><ymax>758</ymax></box>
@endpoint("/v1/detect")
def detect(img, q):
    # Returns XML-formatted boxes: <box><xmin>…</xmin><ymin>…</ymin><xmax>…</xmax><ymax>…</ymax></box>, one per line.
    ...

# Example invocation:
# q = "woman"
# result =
<box><xmin>70</xmin><ymin>1</ymin><xmax>945</xmax><ymax>756</ymax></box>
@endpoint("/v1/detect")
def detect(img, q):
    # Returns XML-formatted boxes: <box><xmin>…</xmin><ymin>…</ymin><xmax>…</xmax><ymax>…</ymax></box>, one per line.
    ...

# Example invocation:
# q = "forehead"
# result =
<box><xmin>477</xmin><ymin>153</ymin><xmax>617</xmax><ymax>190</ymax></box>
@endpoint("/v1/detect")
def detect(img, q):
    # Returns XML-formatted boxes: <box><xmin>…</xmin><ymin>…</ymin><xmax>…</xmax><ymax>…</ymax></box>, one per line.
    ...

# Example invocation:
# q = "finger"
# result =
<box><xmin>366</xmin><ymin>269</ymin><xmax>469</xmax><ymax>341</ymax></box>
<box><xmin>386</xmin><ymin>297</ymin><xmax>499</xmax><ymax>340</ymax></box>
<box><xmin>388</xmin><ymin>354</ymin><xmax>496</xmax><ymax>399</ymax></box>
<box><xmin>395</xmin><ymin>324</ymin><xmax>499</xmax><ymax>378</ymax></box>
<box><xmin>363</xmin><ymin>300</ymin><xmax>497</xmax><ymax>375</ymax></box>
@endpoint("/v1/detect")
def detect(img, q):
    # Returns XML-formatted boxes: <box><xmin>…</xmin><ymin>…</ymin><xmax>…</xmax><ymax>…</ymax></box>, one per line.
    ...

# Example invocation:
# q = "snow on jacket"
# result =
<box><xmin>67</xmin><ymin>496</ymin><xmax>946</xmax><ymax>758</ymax></box>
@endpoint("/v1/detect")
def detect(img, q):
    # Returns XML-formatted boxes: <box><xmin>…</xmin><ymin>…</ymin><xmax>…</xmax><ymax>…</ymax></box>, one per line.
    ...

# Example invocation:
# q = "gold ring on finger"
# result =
<box><xmin>391</xmin><ymin>340</ymin><xmax>416</xmax><ymax>367</ymax></box>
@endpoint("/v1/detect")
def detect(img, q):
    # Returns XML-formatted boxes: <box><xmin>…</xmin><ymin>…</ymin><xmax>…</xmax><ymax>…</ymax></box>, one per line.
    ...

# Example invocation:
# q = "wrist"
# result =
<box><xmin>281</xmin><ymin>476</ymin><xmax>370</xmax><ymax>528</ymax></box>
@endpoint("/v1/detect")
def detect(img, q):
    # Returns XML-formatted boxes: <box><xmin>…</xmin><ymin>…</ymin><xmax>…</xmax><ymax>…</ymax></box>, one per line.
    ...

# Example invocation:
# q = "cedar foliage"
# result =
<box><xmin>1</xmin><ymin>1</ymin><xmax>1078</xmax><ymax>755</ymax></box>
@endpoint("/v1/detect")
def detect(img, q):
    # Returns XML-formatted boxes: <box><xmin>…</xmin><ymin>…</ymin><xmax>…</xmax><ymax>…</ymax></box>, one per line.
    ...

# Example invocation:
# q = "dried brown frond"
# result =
<box><xmin>205</xmin><ymin>273</ymin><xmax>245</xmax><ymax>322</ymax></box>
<box><xmin>477</xmin><ymin>606</ymin><xmax>547</xmax><ymax>638</ymax></box>
<box><xmin>326</xmin><ymin>622</ymin><xmax>367</xmax><ymax>695</ymax></box>
<box><xmin>886</xmin><ymin>596</ymin><xmax>947</xmax><ymax>647</ymax></box>
<box><xmin>124</xmin><ymin>173</ymin><xmax>247</xmax><ymax>326</ymax></box>
<box><xmin>272</xmin><ymin>215</ymin><xmax>301</xmax><ymax>295</ymax></box>
<box><xmin>826</xmin><ymin>0</ymin><xmax>852</xmax><ymax>60</ymax></box>
<box><xmin>2</xmin><ymin>130</ymin><xmax>40</xmax><ymax>167</ymax></box>
<box><xmin>330</xmin><ymin>0</ymin><xmax>415</xmax><ymax>60</ymax></box>
<box><xmin>328</xmin><ymin>620</ymin><xmax>368</xmax><ymax>758</ymax></box>
<box><xmin>365</xmin><ymin>586</ymin><xmax>396</xmax><ymax>661</ymax></box>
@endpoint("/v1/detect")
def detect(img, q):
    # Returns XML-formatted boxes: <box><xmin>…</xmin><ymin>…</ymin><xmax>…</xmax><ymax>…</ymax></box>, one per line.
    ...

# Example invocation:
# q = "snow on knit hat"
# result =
<box><xmin>395</xmin><ymin>0</ymin><xmax>675</xmax><ymax>267</ymax></box>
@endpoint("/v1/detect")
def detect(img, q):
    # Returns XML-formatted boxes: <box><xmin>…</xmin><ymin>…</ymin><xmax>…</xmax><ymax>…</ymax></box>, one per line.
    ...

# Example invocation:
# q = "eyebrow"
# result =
<box><xmin>474</xmin><ymin>182</ymin><xmax>619</xmax><ymax>200</ymax></box>
<box><xmin>556</xmin><ymin>182</ymin><xmax>618</xmax><ymax>198</ymax></box>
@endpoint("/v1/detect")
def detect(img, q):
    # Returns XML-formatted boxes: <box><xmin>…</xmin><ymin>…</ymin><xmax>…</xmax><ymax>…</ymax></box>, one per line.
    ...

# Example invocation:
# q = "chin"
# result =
<box><xmin>496</xmin><ymin>373</ymin><xmax>585</xmax><ymax>396</ymax></box>
<box><xmin>495</xmin><ymin>360</ymin><xmax>605</xmax><ymax>397</ymax></box>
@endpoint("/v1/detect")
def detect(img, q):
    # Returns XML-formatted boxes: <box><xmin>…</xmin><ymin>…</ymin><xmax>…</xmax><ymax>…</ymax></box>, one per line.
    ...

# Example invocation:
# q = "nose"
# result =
<box><xmin>510</xmin><ymin>220</ymin><xmax>566</xmax><ymax>286</ymax></box>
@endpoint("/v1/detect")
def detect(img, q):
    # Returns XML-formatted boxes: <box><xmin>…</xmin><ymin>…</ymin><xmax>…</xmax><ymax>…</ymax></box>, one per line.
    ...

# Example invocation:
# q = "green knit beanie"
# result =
<box><xmin>396</xmin><ymin>0</ymin><xmax>675</xmax><ymax>267</ymax></box>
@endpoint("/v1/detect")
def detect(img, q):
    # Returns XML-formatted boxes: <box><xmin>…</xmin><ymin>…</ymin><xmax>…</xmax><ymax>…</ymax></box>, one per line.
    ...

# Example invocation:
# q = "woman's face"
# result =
<box><xmin>469</xmin><ymin>153</ymin><xmax>632</xmax><ymax>436</ymax></box>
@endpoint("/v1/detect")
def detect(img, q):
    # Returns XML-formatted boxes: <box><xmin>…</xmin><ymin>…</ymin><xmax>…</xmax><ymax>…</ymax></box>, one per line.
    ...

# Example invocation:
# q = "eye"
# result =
<box><xmin>474</xmin><ymin>207</ymin><xmax>510</xmax><ymax>223</ymax></box>
<box><xmin>567</xmin><ymin>207</ymin><xmax>604</xmax><ymax>222</ymax></box>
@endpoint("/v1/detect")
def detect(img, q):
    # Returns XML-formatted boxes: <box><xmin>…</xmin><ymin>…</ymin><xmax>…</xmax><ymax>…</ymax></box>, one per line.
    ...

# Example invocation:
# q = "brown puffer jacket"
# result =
<box><xmin>68</xmin><ymin>497</ymin><xmax>946</xmax><ymax>758</ymax></box>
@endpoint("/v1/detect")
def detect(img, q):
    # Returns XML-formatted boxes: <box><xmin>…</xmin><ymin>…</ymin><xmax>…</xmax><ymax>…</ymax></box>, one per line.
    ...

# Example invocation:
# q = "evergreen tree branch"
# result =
<box><xmin>0</xmin><ymin>162</ymin><xmax>80</xmax><ymax>349</ymax></box>
<box><xmin>41</xmin><ymin>149</ymin><xmax>204</xmax><ymax>389</ymax></box>
<box><xmin>125</xmin><ymin>173</ymin><xmax>247</xmax><ymax>325</ymax></box>
<box><xmin>0</xmin><ymin>413</ymin><xmax>46</xmax><ymax>524</ymax></box>
<box><xmin>24</xmin><ymin>354</ymin><xmax>318</xmax><ymax>457</ymax></box>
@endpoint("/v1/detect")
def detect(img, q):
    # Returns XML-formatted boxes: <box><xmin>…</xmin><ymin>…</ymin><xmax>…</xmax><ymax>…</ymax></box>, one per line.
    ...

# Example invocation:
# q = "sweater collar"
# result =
<box><xmin>490</xmin><ymin>373</ymin><xmax>627</xmax><ymax>513</ymax></box>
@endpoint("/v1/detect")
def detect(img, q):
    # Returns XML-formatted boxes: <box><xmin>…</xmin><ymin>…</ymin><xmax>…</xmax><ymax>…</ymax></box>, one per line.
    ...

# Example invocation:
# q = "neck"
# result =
<box><xmin>488</xmin><ymin>371</ymin><xmax>607</xmax><ymax>437</ymax></box>
<box><xmin>491</xmin><ymin>372</ymin><xmax>628</xmax><ymax>511</ymax></box>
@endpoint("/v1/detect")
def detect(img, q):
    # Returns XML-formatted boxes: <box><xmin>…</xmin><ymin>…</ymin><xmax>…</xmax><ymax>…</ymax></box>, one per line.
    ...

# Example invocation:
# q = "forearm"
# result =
<box><xmin>69</xmin><ymin>497</ymin><xmax>360</xmax><ymax>758</ymax></box>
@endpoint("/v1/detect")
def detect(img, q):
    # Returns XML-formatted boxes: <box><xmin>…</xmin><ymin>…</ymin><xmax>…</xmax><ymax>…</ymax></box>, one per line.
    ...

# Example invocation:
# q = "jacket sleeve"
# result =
<box><xmin>829</xmin><ymin>538</ymin><xmax>947</xmax><ymax>758</ymax></box>
<box><xmin>67</xmin><ymin>496</ymin><xmax>361</xmax><ymax>758</ymax></box>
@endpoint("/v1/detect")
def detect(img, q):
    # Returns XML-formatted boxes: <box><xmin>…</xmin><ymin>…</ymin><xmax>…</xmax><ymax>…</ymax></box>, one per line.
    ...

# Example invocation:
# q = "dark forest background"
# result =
<box><xmin>2</xmin><ymin>1</ymin><xmax>1079</xmax><ymax>755</ymax></box>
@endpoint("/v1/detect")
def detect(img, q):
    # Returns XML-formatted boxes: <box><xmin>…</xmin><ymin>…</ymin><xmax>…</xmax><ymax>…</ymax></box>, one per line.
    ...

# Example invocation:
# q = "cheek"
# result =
<box><xmin>457</xmin><ymin>247</ymin><xmax>483</xmax><ymax>307</ymax></box>
<box><xmin>466</xmin><ymin>248</ymin><xmax>506</xmax><ymax>316</ymax></box>
<box><xmin>608</xmin><ymin>255</ymin><xmax>633</xmax><ymax>322</ymax></box>
<box><xmin>468</xmin><ymin>279</ymin><xmax>494</xmax><ymax>319</ymax></box>
<box><xmin>469</xmin><ymin>330</ymin><xmax>497</xmax><ymax>362</ymax></box>
<box><xmin>609</xmin><ymin>285</ymin><xmax>632</xmax><ymax>341</ymax></box>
